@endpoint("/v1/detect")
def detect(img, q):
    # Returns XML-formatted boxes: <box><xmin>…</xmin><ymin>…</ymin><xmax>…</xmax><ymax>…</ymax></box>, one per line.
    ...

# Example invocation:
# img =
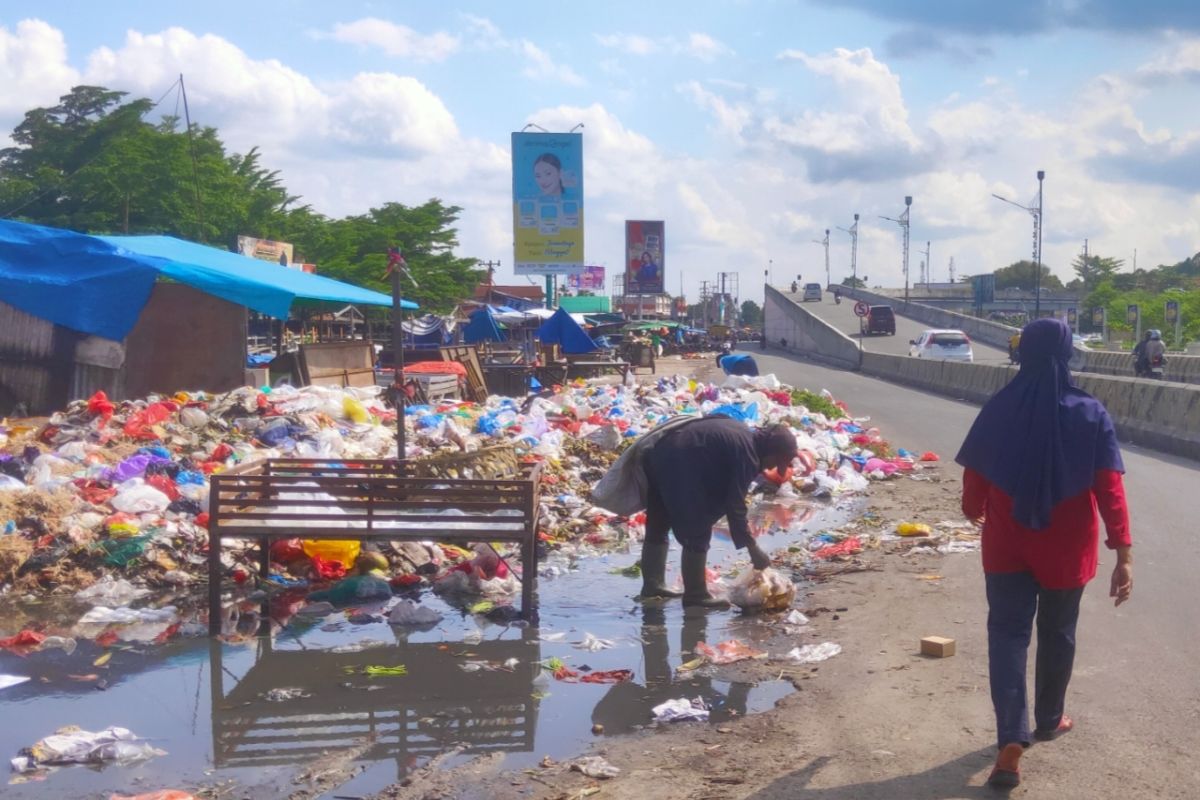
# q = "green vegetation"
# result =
<box><xmin>790</xmin><ymin>389</ymin><xmax>845</xmax><ymax>419</ymax></box>
<box><xmin>0</xmin><ymin>86</ymin><xmax>482</xmax><ymax>312</ymax></box>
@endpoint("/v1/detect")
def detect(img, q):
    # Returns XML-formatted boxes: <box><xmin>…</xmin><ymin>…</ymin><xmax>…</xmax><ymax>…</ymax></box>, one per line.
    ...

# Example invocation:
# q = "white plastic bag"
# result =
<box><xmin>782</xmin><ymin>642</ymin><xmax>842</xmax><ymax>663</ymax></box>
<box><xmin>729</xmin><ymin>567</ymin><xmax>795</xmax><ymax>611</ymax></box>
<box><xmin>388</xmin><ymin>600</ymin><xmax>443</xmax><ymax>627</ymax></box>
<box><xmin>110</xmin><ymin>482</ymin><xmax>171</xmax><ymax>513</ymax></box>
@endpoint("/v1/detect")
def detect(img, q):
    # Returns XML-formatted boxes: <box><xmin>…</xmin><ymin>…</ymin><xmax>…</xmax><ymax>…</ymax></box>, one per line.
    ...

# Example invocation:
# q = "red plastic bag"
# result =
<box><xmin>579</xmin><ymin>669</ymin><xmax>634</xmax><ymax>684</ymax></box>
<box><xmin>145</xmin><ymin>474</ymin><xmax>180</xmax><ymax>502</ymax></box>
<box><xmin>270</xmin><ymin>538</ymin><xmax>306</xmax><ymax>564</ymax></box>
<box><xmin>310</xmin><ymin>555</ymin><xmax>347</xmax><ymax>581</ymax></box>
<box><xmin>87</xmin><ymin>391</ymin><xmax>116</xmax><ymax>422</ymax></box>
<box><xmin>0</xmin><ymin>629</ymin><xmax>46</xmax><ymax>654</ymax></box>
<box><xmin>920</xmin><ymin>451</ymin><xmax>940</xmax><ymax>462</ymax></box>
<box><xmin>812</xmin><ymin>536</ymin><xmax>863</xmax><ymax>560</ymax></box>
<box><xmin>209</xmin><ymin>443</ymin><xmax>234</xmax><ymax>462</ymax></box>
<box><xmin>123</xmin><ymin>403</ymin><xmax>174</xmax><ymax>440</ymax></box>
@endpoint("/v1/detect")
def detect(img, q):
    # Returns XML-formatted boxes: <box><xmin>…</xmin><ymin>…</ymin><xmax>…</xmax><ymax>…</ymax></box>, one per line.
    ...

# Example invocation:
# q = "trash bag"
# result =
<box><xmin>110</xmin><ymin>483</ymin><xmax>171</xmax><ymax>514</ymax></box>
<box><xmin>301</xmin><ymin>539</ymin><xmax>361</xmax><ymax>567</ymax></box>
<box><xmin>388</xmin><ymin>600</ymin><xmax>443</xmax><ymax>627</ymax></box>
<box><xmin>122</xmin><ymin>403</ymin><xmax>174</xmax><ymax>440</ymax></box>
<box><xmin>307</xmin><ymin>574</ymin><xmax>393</xmax><ymax>605</ymax></box>
<box><xmin>729</xmin><ymin>567</ymin><xmax>795</xmax><ymax>612</ymax></box>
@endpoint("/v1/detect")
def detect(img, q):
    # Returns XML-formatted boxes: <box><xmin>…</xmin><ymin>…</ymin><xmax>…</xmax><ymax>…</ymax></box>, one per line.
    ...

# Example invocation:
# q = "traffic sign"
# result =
<box><xmin>853</xmin><ymin>301</ymin><xmax>870</xmax><ymax>317</ymax></box>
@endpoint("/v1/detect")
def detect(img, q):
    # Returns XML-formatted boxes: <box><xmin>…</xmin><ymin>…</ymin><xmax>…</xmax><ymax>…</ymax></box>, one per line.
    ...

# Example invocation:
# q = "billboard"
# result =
<box><xmin>625</xmin><ymin>220</ymin><xmax>664</xmax><ymax>294</ymax></box>
<box><xmin>511</xmin><ymin>132</ymin><xmax>584</xmax><ymax>276</ymax></box>
<box><xmin>237</xmin><ymin>236</ymin><xmax>295</xmax><ymax>268</ymax></box>
<box><xmin>567</xmin><ymin>265</ymin><xmax>605</xmax><ymax>291</ymax></box>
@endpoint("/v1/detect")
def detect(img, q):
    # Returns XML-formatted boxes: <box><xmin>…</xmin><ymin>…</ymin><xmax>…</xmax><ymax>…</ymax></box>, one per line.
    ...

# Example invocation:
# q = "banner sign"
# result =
<box><xmin>1166</xmin><ymin>300</ymin><xmax>1179</xmax><ymax>324</ymax></box>
<box><xmin>625</xmin><ymin>220</ymin><xmax>665</xmax><ymax>294</ymax></box>
<box><xmin>511</xmin><ymin>132</ymin><xmax>584</xmax><ymax>276</ymax></box>
<box><xmin>1067</xmin><ymin>307</ymin><xmax>1077</xmax><ymax>326</ymax></box>
<box><xmin>567</xmin><ymin>265</ymin><xmax>605</xmax><ymax>291</ymax></box>
<box><xmin>1126</xmin><ymin>304</ymin><xmax>1139</xmax><ymax>325</ymax></box>
<box><xmin>237</xmin><ymin>235</ymin><xmax>294</xmax><ymax>268</ymax></box>
<box><xmin>1092</xmin><ymin>307</ymin><xmax>1104</xmax><ymax>326</ymax></box>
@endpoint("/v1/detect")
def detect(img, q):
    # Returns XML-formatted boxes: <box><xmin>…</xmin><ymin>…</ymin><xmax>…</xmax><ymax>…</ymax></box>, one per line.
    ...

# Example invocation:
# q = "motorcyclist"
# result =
<box><xmin>833</xmin><ymin>287</ymin><xmax>841</xmax><ymax>304</ymax></box>
<box><xmin>1008</xmin><ymin>332</ymin><xmax>1021</xmax><ymax>365</ymax></box>
<box><xmin>1132</xmin><ymin>330</ymin><xmax>1152</xmax><ymax>376</ymax></box>
<box><xmin>1144</xmin><ymin>330</ymin><xmax>1166</xmax><ymax>376</ymax></box>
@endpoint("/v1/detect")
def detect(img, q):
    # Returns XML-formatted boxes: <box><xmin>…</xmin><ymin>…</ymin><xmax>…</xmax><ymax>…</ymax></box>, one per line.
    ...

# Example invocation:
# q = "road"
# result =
<box><xmin>780</xmin><ymin>289</ymin><xmax>1011</xmax><ymax>364</ymax></box>
<box><xmin>753</xmin><ymin>348</ymin><xmax>1200</xmax><ymax>797</ymax></box>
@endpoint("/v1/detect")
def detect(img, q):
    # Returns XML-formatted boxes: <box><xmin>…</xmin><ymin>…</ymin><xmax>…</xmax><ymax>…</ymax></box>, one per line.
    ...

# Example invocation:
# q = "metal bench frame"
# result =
<box><xmin>207</xmin><ymin>458</ymin><xmax>542</xmax><ymax>634</ymax></box>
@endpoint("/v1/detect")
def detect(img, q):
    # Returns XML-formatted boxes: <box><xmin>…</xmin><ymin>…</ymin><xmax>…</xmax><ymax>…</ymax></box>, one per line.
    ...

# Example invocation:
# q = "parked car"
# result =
<box><xmin>802</xmin><ymin>282</ymin><xmax>823</xmax><ymax>302</ymax></box>
<box><xmin>859</xmin><ymin>305</ymin><xmax>896</xmax><ymax>336</ymax></box>
<box><xmin>909</xmin><ymin>329</ymin><xmax>974</xmax><ymax>362</ymax></box>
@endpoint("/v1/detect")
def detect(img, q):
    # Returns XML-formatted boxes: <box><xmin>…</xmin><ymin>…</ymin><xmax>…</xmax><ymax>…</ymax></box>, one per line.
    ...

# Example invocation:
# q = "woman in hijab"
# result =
<box><xmin>956</xmin><ymin>318</ymin><xmax>1133</xmax><ymax>790</ymax></box>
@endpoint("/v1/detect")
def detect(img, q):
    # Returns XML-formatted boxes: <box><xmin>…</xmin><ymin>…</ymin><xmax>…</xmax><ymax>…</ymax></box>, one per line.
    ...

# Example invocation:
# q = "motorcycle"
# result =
<box><xmin>1148</xmin><ymin>353</ymin><xmax>1165</xmax><ymax>380</ymax></box>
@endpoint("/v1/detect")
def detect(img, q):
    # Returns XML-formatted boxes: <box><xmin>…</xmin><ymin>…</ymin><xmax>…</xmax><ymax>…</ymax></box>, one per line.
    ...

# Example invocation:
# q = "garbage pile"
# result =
<box><xmin>0</xmin><ymin>372</ymin><xmax>943</xmax><ymax>635</ymax></box>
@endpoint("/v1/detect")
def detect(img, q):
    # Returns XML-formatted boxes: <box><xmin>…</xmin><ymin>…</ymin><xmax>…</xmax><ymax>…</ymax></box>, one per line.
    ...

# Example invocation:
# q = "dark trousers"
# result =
<box><xmin>645</xmin><ymin>479</ymin><xmax>709</xmax><ymax>554</ymax></box>
<box><xmin>986</xmin><ymin>571</ymin><xmax>1084</xmax><ymax>747</ymax></box>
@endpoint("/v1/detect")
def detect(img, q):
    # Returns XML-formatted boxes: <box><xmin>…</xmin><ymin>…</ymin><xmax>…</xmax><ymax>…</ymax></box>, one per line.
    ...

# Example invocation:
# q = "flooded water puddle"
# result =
<box><xmin>0</xmin><ymin>495</ymin><xmax>858</xmax><ymax>798</ymax></box>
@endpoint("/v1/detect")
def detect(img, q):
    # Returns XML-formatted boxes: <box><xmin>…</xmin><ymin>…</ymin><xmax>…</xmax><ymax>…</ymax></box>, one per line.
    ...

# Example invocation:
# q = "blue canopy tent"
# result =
<box><xmin>463</xmin><ymin>306</ymin><xmax>506</xmax><ymax>344</ymax></box>
<box><xmin>0</xmin><ymin>219</ymin><xmax>415</xmax><ymax>341</ymax></box>
<box><xmin>535</xmin><ymin>307</ymin><xmax>599</xmax><ymax>354</ymax></box>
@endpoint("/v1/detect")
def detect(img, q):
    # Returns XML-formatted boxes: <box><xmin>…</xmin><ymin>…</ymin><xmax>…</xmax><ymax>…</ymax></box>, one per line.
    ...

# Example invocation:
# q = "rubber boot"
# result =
<box><xmin>638</xmin><ymin>539</ymin><xmax>682</xmax><ymax>600</ymax></box>
<box><xmin>681</xmin><ymin>548</ymin><xmax>730</xmax><ymax>609</ymax></box>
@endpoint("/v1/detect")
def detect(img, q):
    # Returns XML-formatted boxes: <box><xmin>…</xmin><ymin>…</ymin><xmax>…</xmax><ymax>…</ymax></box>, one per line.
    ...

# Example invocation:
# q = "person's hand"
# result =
<box><xmin>747</xmin><ymin>542</ymin><xmax>772</xmax><ymax>571</ymax></box>
<box><xmin>1110</xmin><ymin>561</ymin><xmax>1133</xmax><ymax>607</ymax></box>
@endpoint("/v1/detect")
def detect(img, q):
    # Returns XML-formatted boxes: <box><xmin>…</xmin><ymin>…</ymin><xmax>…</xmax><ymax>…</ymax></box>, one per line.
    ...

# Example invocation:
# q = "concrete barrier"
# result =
<box><xmin>764</xmin><ymin>284</ymin><xmax>860</xmax><ymax>368</ymax></box>
<box><xmin>1076</xmin><ymin>348</ymin><xmax>1200</xmax><ymax>385</ymax></box>
<box><xmin>780</xmin><ymin>290</ymin><xmax>1200</xmax><ymax>461</ymax></box>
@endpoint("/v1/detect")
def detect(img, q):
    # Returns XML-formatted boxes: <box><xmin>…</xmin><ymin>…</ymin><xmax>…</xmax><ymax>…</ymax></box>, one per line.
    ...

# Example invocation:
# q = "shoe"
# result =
<box><xmin>986</xmin><ymin>743</ymin><xmax>1023</xmax><ymax>790</ymax></box>
<box><xmin>637</xmin><ymin>539</ymin><xmax>682</xmax><ymax>600</ymax></box>
<box><xmin>1034</xmin><ymin>715</ymin><xmax>1073</xmax><ymax>742</ymax></box>
<box><xmin>680</xmin><ymin>549</ymin><xmax>730</xmax><ymax>609</ymax></box>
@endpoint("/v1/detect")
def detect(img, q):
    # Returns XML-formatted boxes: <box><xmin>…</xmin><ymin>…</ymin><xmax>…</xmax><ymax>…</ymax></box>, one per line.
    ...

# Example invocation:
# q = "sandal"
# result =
<box><xmin>1034</xmin><ymin>715</ymin><xmax>1074</xmax><ymax>742</ymax></box>
<box><xmin>987</xmin><ymin>743</ymin><xmax>1023</xmax><ymax>790</ymax></box>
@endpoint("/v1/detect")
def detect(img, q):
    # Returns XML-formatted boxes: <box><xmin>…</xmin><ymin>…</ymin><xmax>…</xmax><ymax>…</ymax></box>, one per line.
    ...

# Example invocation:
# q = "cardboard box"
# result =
<box><xmin>920</xmin><ymin>636</ymin><xmax>956</xmax><ymax>658</ymax></box>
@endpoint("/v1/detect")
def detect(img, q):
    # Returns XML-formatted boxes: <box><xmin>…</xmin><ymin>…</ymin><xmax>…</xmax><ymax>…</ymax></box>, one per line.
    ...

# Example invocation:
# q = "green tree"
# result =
<box><xmin>992</xmin><ymin>260</ymin><xmax>1064</xmax><ymax>291</ymax></box>
<box><xmin>840</xmin><ymin>276</ymin><xmax>866</xmax><ymax>288</ymax></box>
<box><xmin>740</xmin><ymin>299</ymin><xmax>762</xmax><ymax>327</ymax></box>
<box><xmin>1072</xmin><ymin>253</ymin><xmax>1123</xmax><ymax>292</ymax></box>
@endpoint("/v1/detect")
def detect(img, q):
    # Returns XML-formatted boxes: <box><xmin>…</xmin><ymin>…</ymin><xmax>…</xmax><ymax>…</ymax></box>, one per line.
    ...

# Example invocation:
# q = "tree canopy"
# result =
<box><xmin>992</xmin><ymin>260</ymin><xmax>1064</xmax><ymax>291</ymax></box>
<box><xmin>0</xmin><ymin>85</ymin><xmax>482</xmax><ymax>313</ymax></box>
<box><xmin>740</xmin><ymin>299</ymin><xmax>762</xmax><ymax>327</ymax></box>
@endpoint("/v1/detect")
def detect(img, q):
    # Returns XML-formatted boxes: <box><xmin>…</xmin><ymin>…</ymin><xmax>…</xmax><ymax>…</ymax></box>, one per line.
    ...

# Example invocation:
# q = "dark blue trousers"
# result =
<box><xmin>986</xmin><ymin>571</ymin><xmax>1084</xmax><ymax>748</ymax></box>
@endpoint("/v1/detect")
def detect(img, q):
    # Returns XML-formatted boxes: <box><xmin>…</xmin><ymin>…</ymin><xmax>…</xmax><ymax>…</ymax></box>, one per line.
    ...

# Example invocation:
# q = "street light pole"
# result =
<box><xmin>992</xmin><ymin>169</ymin><xmax>1045</xmax><ymax>319</ymax></box>
<box><xmin>837</xmin><ymin>214</ymin><xmax>859</xmax><ymax>286</ymax></box>
<box><xmin>811</xmin><ymin>229</ymin><xmax>830</xmax><ymax>287</ymax></box>
<box><xmin>880</xmin><ymin>196</ymin><xmax>912</xmax><ymax>303</ymax></box>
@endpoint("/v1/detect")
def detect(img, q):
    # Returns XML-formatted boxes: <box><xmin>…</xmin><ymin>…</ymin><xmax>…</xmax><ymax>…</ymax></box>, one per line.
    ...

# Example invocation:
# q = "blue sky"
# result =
<box><xmin>2</xmin><ymin>1</ymin><xmax>1199</xmax><ymax>298</ymax></box>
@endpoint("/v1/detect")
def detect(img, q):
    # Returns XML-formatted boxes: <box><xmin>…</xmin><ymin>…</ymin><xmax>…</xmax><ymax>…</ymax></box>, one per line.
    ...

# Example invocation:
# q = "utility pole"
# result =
<box><xmin>880</xmin><ymin>196</ymin><xmax>912</xmax><ymax>302</ymax></box>
<box><xmin>919</xmin><ymin>241</ymin><xmax>930</xmax><ymax>285</ymax></box>
<box><xmin>992</xmin><ymin>168</ymin><xmax>1045</xmax><ymax>318</ymax></box>
<box><xmin>949</xmin><ymin>257</ymin><xmax>956</xmax><ymax>284</ymax></box>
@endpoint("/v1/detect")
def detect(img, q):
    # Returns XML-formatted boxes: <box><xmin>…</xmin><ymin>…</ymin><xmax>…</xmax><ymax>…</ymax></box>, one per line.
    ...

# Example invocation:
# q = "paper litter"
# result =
<box><xmin>571</xmin><ymin>756</ymin><xmax>621</xmax><ymax>778</ymax></box>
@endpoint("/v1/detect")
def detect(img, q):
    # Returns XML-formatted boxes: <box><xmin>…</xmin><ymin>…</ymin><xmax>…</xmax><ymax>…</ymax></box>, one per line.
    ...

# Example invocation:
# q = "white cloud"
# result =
<box><xmin>462</xmin><ymin>15</ymin><xmax>584</xmax><ymax>86</ymax></box>
<box><xmin>324</xmin><ymin>17</ymin><xmax>460</xmax><ymax>62</ymax></box>
<box><xmin>678</xmin><ymin>80</ymin><xmax>752</xmax><ymax>140</ymax></box>
<box><xmin>595</xmin><ymin>31</ymin><xmax>733</xmax><ymax>60</ymax></box>
<box><xmin>0</xmin><ymin>19</ymin><xmax>79</xmax><ymax>124</ymax></box>
<box><xmin>1135</xmin><ymin>37</ymin><xmax>1200</xmax><ymax>83</ymax></box>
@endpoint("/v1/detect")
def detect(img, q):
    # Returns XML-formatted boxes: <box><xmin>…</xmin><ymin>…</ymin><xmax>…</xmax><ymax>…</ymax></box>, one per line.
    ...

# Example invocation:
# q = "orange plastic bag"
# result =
<box><xmin>122</xmin><ymin>402</ymin><xmax>174</xmax><ymax>440</ymax></box>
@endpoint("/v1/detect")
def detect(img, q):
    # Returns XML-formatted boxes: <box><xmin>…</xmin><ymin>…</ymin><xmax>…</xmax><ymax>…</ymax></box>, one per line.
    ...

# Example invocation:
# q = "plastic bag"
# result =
<box><xmin>13</xmin><ymin>726</ymin><xmax>165</xmax><ymax>771</ymax></box>
<box><xmin>302</xmin><ymin>539</ymin><xmax>361</xmax><ymax>567</ymax></box>
<box><xmin>110</xmin><ymin>792</ymin><xmax>199</xmax><ymax>800</ymax></box>
<box><xmin>782</xmin><ymin>642</ymin><xmax>842</xmax><ymax>663</ymax></box>
<box><xmin>122</xmin><ymin>403</ymin><xmax>174</xmax><ymax>440</ymax></box>
<box><xmin>729</xmin><ymin>567</ymin><xmax>795</xmax><ymax>611</ymax></box>
<box><xmin>75</xmin><ymin>578</ymin><xmax>150</xmax><ymax>607</ymax></box>
<box><xmin>110</xmin><ymin>483</ymin><xmax>171</xmax><ymax>514</ymax></box>
<box><xmin>896</xmin><ymin>522</ymin><xmax>932</xmax><ymax>537</ymax></box>
<box><xmin>388</xmin><ymin>600</ymin><xmax>443</xmax><ymax>627</ymax></box>
<box><xmin>307</xmin><ymin>574</ymin><xmax>392</xmax><ymax>605</ymax></box>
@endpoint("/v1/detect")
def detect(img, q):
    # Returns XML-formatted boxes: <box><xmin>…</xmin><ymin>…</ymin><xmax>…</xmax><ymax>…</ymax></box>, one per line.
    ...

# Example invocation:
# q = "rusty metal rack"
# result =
<box><xmin>207</xmin><ymin>458</ymin><xmax>543</xmax><ymax>634</ymax></box>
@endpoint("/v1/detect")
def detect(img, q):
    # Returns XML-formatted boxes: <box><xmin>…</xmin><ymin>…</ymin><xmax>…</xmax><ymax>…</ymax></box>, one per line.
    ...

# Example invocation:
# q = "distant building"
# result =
<box><xmin>473</xmin><ymin>283</ymin><xmax>545</xmax><ymax>310</ymax></box>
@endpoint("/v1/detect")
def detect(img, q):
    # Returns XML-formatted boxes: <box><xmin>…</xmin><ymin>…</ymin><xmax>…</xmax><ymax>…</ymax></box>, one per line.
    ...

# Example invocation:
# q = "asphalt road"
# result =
<box><xmin>780</xmin><ymin>290</ymin><xmax>1011</xmax><ymax>364</ymax></box>
<box><xmin>754</xmin><ymin>348</ymin><xmax>1200</xmax><ymax>796</ymax></box>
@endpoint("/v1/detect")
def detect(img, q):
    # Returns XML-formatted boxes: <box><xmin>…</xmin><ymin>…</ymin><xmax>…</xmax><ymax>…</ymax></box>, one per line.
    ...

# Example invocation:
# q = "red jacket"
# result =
<box><xmin>962</xmin><ymin>467</ymin><xmax>1131</xmax><ymax>590</ymax></box>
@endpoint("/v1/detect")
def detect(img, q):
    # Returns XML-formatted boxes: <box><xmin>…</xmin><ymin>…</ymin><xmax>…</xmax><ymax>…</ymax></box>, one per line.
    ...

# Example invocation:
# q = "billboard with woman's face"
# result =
<box><xmin>512</xmin><ymin>132</ymin><xmax>584</xmax><ymax>276</ymax></box>
<box><xmin>625</xmin><ymin>220</ymin><xmax>664</xmax><ymax>295</ymax></box>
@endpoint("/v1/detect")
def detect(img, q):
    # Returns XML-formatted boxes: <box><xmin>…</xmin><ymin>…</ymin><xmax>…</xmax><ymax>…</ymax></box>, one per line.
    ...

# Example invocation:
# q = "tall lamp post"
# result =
<box><xmin>837</xmin><ymin>214</ymin><xmax>859</xmax><ymax>286</ymax></box>
<box><xmin>880</xmin><ymin>196</ymin><xmax>912</xmax><ymax>302</ymax></box>
<box><xmin>992</xmin><ymin>170</ymin><xmax>1045</xmax><ymax>318</ymax></box>
<box><xmin>812</xmin><ymin>229</ymin><xmax>830</xmax><ymax>287</ymax></box>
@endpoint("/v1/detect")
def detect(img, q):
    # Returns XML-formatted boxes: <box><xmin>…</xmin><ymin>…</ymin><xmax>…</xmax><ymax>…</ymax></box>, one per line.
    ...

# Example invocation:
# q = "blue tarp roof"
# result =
<box><xmin>463</xmin><ymin>306</ymin><xmax>506</xmax><ymax>344</ymax></box>
<box><xmin>0</xmin><ymin>219</ymin><xmax>414</xmax><ymax>341</ymax></box>
<box><xmin>536</xmin><ymin>307</ymin><xmax>599</xmax><ymax>354</ymax></box>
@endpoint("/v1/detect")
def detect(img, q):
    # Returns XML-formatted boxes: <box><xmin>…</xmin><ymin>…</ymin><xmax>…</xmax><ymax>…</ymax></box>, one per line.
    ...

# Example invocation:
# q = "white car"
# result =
<box><xmin>909</xmin><ymin>329</ymin><xmax>974</xmax><ymax>362</ymax></box>
<box><xmin>802</xmin><ymin>283</ymin><xmax>823</xmax><ymax>302</ymax></box>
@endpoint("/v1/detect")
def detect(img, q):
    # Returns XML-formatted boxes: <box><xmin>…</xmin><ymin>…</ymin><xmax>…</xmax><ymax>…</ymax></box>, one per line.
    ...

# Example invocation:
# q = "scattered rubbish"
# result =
<box><xmin>11</xmin><ymin>725</ymin><xmax>165</xmax><ymax>772</ymax></box>
<box><xmin>109</xmin><ymin>792</ymin><xmax>199</xmax><ymax>800</ymax></box>
<box><xmin>729</xmin><ymin>568</ymin><xmax>795</xmax><ymax>611</ymax></box>
<box><xmin>695</xmin><ymin>640</ymin><xmax>768</xmax><ymax>665</ymax></box>
<box><xmin>782</xmin><ymin>610</ymin><xmax>810</xmax><ymax>626</ymax></box>
<box><xmin>573</xmin><ymin>633</ymin><xmax>616</xmax><ymax>651</ymax></box>
<box><xmin>652</xmin><ymin>697</ymin><xmax>710</xmax><ymax>722</ymax></box>
<box><xmin>387</xmin><ymin>600</ymin><xmax>443</xmax><ymax>627</ymax></box>
<box><xmin>263</xmin><ymin>687</ymin><xmax>311</xmax><ymax>702</ymax></box>
<box><xmin>896</xmin><ymin>522</ymin><xmax>933</xmax><ymax>537</ymax></box>
<box><xmin>812</xmin><ymin>536</ymin><xmax>864</xmax><ymax>560</ymax></box>
<box><xmin>920</xmin><ymin>636</ymin><xmax>956</xmax><ymax>658</ymax></box>
<box><xmin>571</xmin><ymin>756</ymin><xmax>621</xmax><ymax>779</ymax></box>
<box><xmin>782</xmin><ymin>642</ymin><xmax>843</xmax><ymax>663</ymax></box>
<box><xmin>0</xmin><ymin>675</ymin><xmax>29</xmax><ymax>691</ymax></box>
<box><xmin>345</xmin><ymin>664</ymin><xmax>408</xmax><ymax>678</ymax></box>
<box><xmin>74</xmin><ymin>578</ymin><xmax>151</xmax><ymax>606</ymax></box>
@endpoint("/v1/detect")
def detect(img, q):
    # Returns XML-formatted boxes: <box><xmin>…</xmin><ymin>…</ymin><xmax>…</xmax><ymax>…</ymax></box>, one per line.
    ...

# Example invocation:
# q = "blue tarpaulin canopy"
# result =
<box><xmin>463</xmin><ymin>306</ymin><xmax>506</xmax><ymax>344</ymax></box>
<box><xmin>536</xmin><ymin>307</ymin><xmax>599</xmax><ymax>354</ymax></box>
<box><xmin>0</xmin><ymin>219</ymin><xmax>415</xmax><ymax>341</ymax></box>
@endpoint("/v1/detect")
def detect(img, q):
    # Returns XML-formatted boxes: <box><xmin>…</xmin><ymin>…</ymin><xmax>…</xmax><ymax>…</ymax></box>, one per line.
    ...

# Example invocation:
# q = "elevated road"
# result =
<box><xmin>779</xmin><ymin>289</ymin><xmax>1011</xmax><ymax>364</ymax></box>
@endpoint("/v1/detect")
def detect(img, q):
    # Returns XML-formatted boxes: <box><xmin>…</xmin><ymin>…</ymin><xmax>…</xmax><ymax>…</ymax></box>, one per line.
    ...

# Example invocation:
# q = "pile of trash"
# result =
<box><xmin>0</xmin><ymin>372</ymin><xmax>943</xmax><ymax>640</ymax></box>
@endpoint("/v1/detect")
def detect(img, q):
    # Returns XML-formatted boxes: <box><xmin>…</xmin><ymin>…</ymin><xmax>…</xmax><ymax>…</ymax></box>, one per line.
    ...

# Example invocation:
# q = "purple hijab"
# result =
<box><xmin>956</xmin><ymin>318</ymin><xmax>1123</xmax><ymax>530</ymax></box>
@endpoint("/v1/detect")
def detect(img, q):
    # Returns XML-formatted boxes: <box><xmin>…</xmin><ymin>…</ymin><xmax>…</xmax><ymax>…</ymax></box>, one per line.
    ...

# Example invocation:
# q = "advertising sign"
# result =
<box><xmin>1092</xmin><ymin>307</ymin><xmax>1104</xmax><ymax>327</ymax></box>
<box><xmin>1126</xmin><ymin>304</ymin><xmax>1139</xmax><ymax>325</ymax></box>
<box><xmin>625</xmin><ymin>220</ymin><xmax>665</xmax><ymax>294</ymax></box>
<box><xmin>567</xmin><ymin>265</ymin><xmax>605</xmax><ymax>291</ymax></box>
<box><xmin>1067</xmin><ymin>307</ymin><xmax>1077</xmax><ymax>326</ymax></box>
<box><xmin>511</xmin><ymin>132</ymin><xmax>584</xmax><ymax>276</ymax></box>
<box><xmin>1166</xmin><ymin>300</ymin><xmax>1179</xmax><ymax>324</ymax></box>
<box><xmin>237</xmin><ymin>235</ymin><xmax>294</xmax><ymax>268</ymax></box>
